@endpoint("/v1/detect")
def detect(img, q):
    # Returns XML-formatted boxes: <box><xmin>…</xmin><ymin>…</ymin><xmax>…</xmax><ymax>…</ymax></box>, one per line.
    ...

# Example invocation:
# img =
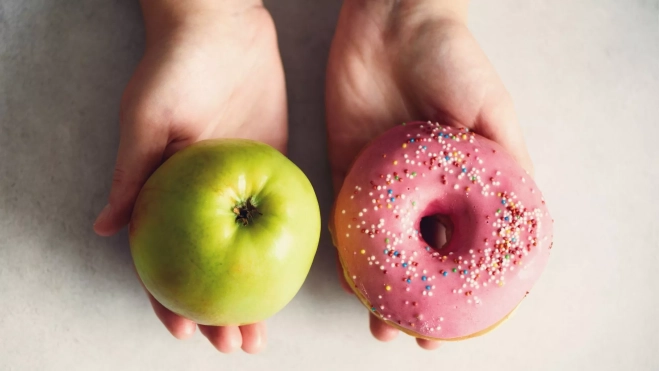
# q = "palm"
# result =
<box><xmin>327</xmin><ymin>11</ymin><xmax>532</xmax><ymax>190</ymax></box>
<box><xmin>122</xmin><ymin>8</ymin><xmax>287</xmax><ymax>156</ymax></box>
<box><xmin>326</xmin><ymin>4</ymin><xmax>532</xmax><ymax>349</ymax></box>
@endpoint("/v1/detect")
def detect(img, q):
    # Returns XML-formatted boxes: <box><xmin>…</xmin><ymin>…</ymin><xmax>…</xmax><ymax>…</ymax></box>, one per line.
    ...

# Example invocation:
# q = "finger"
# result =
<box><xmin>199</xmin><ymin>325</ymin><xmax>242</xmax><ymax>354</ymax></box>
<box><xmin>476</xmin><ymin>93</ymin><xmax>535</xmax><ymax>176</ymax></box>
<box><xmin>93</xmin><ymin>112</ymin><xmax>168</xmax><ymax>236</ymax></box>
<box><xmin>147</xmin><ymin>293</ymin><xmax>196</xmax><ymax>340</ymax></box>
<box><xmin>336</xmin><ymin>251</ymin><xmax>354</xmax><ymax>294</ymax></box>
<box><xmin>369</xmin><ymin>313</ymin><xmax>399</xmax><ymax>342</ymax></box>
<box><xmin>416</xmin><ymin>338</ymin><xmax>442</xmax><ymax>350</ymax></box>
<box><xmin>239</xmin><ymin>322</ymin><xmax>267</xmax><ymax>354</ymax></box>
<box><xmin>477</xmin><ymin>123</ymin><xmax>534</xmax><ymax>177</ymax></box>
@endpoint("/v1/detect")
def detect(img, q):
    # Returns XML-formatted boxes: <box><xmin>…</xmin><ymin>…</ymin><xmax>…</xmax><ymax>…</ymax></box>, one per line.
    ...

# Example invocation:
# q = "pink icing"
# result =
<box><xmin>333</xmin><ymin>122</ymin><xmax>553</xmax><ymax>339</ymax></box>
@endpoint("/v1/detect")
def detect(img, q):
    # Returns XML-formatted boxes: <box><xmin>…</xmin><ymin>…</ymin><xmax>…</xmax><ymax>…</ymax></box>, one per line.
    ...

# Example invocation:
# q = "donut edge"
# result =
<box><xmin>338</xmin><ymin>255</ymin><xmax>518</xmax><ymax>342</ymax></box>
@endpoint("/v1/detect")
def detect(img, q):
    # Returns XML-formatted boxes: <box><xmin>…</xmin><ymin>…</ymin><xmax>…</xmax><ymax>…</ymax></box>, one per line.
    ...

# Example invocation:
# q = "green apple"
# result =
<box><xmin>129</xmin><ymin>139</ymin><xmax>320</xmax><ymax>326</ymax></box>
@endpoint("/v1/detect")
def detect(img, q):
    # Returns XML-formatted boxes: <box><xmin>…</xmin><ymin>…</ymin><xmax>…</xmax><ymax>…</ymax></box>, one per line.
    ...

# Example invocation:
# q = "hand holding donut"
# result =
<box><xmin>326</xmin><ymin>0</ymin><xmax>547</xmax><ymax>349</ymax></box>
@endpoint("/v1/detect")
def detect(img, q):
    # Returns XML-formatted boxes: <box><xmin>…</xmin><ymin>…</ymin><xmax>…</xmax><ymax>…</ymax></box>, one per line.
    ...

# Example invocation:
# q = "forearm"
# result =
<box><xmin>139</xmin><ymin>0</ymin><xmax>263</xmax><ymax>43</ymax></box>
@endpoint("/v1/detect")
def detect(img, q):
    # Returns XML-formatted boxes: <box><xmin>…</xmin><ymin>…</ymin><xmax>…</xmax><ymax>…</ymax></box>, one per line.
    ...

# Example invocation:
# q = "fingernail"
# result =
<box><xmin>93</xmin><ymin>204</ymin><xmax>112</xmax><ymax>227</ymax></box>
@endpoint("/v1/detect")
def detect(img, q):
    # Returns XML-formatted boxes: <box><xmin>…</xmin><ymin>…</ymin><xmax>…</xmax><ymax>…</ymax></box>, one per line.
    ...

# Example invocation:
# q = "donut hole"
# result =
<box><xmin>419</xmin><ymin>214</ymin><xmax>453</xmax><ymax>250</ymax></box>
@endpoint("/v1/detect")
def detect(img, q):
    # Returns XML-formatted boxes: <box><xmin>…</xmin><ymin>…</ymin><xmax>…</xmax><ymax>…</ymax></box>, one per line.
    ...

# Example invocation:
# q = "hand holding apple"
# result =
<box><xmin>93</xmin><ymin>0</ymin><xmax>287</xmax><ymax>353</ymax></box>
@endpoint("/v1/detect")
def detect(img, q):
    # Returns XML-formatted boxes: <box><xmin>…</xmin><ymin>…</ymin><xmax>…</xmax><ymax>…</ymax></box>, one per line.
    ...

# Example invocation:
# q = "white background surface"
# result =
<box><xmin>1</xmin><ymin>1</ymin><xmax>658</xmax><ymax>370</ymax></box>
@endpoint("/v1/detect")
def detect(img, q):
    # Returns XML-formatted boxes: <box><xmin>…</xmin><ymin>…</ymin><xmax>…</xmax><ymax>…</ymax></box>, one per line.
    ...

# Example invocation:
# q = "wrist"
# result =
<box><xmin>139</xmin><ymin>0</ymin><xmax>264</xmax><ymax>44</ymax></box>
<box><xmin>345</xmin><ymin>0</ymin><xmax>469</xmax><ymax>24</ymax></box>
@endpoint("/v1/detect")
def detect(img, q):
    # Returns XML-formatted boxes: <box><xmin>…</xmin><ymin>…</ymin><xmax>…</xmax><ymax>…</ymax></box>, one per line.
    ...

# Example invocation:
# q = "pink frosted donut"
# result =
<box><xmin>331</xmin><ymin>122</ymin><xmax>553</xmax><ymax>340</ymax></box>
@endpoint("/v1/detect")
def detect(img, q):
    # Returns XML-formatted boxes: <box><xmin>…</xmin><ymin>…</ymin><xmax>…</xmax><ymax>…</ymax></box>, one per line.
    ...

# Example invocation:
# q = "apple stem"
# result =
<box><xmin>233</xmin><ymin>197</ymin><xmax>261</xmax><ymax>226</ymax></box>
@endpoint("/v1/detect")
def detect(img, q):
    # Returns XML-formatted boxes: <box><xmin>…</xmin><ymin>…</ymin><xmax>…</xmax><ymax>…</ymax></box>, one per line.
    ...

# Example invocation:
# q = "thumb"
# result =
<box><xmin>476</xmin><ymin>93</ymin><xmax>535</xmax><ymax>177</ymax></box>
<box><xmin>94</xmin><ymin>118</ymin><xmax>168</xmax><ymax>237</ymax></box>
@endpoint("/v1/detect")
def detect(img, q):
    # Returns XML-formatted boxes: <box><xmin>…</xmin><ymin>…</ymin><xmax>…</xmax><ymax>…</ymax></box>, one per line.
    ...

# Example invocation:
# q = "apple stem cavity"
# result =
<box><xmin>233</xmin><ymin>197</ymin><xmax>261</xmax><ymax>226</ymax></box>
